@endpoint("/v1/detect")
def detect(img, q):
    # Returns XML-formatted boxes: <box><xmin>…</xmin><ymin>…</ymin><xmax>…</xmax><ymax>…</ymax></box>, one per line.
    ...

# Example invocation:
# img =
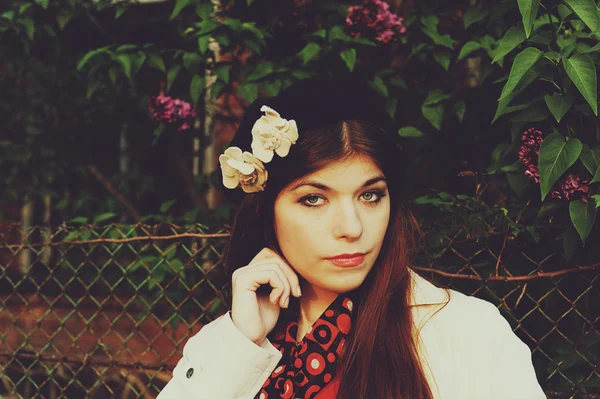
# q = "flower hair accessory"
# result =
<box><xmin>219</xmin><ymin>147</ymin><xmax>268</xmax><ymax>193</ymax></box>
<box><xmin>219</xmin><ymin>105</ymin><xmax>298</xmax><ymax>193</ymax></box>
<box><xmin>251</xmin><ymin>105</ymin><xmax>299</xmax><ymax>163</ymax></box>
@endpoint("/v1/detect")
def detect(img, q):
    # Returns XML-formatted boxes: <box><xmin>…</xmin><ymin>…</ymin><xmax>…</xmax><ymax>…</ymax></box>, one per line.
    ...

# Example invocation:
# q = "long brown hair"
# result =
<box><xmin>223</xmin><ymin>120</ymin><xmax>443</xmax><ymax>399</ymax></box>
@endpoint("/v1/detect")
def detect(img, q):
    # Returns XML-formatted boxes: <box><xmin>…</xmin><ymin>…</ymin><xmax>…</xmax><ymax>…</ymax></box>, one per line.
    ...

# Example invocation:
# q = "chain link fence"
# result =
<box><xmin>0</xmin><ymin>221</ymin><xmax>598</xmax><ymax>398</ymax></box>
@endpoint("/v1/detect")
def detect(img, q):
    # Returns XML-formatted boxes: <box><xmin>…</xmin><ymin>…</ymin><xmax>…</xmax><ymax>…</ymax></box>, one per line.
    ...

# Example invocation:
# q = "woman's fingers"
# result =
<box><xmin>247</xmin><ymin>255</ymin><xmax>301</xmax><ymax>298</ymax></box>
<box><xmin>246</xmin><ymin>264</ymin><xmax>291</xmax><ymax>307</ymax></box>
<box><xmin>234</xmin><ymin>266</ymin><xmax>291</xmax><ymax>307</ymax></box>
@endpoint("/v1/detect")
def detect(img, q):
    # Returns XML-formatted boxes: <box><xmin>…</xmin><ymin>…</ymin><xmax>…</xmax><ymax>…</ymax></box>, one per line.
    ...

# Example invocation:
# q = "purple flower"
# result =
<box><xmin>517</xmin><ymin>128</ymin><xmax>590</xmax><ymax>201</ymax></box>
<box><xmin>518</xmin><ymin>128</ymin><xmax>543</xmax><ymax>184</ymax></box>
<box><xmin>549</xmin><ymin>173</ymin><xmax>591</xmax><ymax>202</ymax></box>
<box><xmin>346</xmin><ymin>0</ymin><xmax>407</xmax><ymax>44</ymax></box>
<box><xmin>148</xmin><ymin>94</ymin><xmax>197</xmax><ymax>131</ymax></box>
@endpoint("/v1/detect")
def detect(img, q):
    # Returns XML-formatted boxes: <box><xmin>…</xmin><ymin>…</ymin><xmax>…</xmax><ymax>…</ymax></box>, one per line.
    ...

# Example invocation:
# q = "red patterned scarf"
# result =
<box><xmin>254</xmin><ymin>292</ymin><xmax>356</xmax><ymax>399</ymax></box>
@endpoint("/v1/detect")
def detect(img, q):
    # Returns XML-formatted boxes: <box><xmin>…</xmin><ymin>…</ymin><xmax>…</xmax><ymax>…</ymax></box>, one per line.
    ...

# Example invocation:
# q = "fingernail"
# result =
<box><xmin>295</xmin><ymin>285</ymin><xmax>302</xmax><ymax>296</ymax></box>
<box><xmin>284</xmin><ymin>296</ymin><xmax>289</xmax><ymax>308</ymax></box>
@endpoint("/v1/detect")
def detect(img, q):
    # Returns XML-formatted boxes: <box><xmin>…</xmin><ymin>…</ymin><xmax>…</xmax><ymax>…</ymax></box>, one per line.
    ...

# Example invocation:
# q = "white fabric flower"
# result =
<box><xmin>219</xmin><ymin>147</ymin><xmax>268</xmax><ymax>193</ymax></box>
<box><xmin>250</xmin><ymin>105</ymin><xmax>299</xmax><ymax>163</ymax></box>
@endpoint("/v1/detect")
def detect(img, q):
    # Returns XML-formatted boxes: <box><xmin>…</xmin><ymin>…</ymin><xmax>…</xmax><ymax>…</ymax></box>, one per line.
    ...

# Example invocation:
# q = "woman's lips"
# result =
<box><xmin>327</xmin><ymin>254</ymin><xmax>366</xmax><ymax>267</ymax></box>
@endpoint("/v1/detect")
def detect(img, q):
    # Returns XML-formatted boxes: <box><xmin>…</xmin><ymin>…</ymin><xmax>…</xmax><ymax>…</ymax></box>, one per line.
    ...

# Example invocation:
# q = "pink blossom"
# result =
<box><xmin>346</xmin><ymin>0</ymin><xmax>406</xmax><ymax>44</ymax></box>
<box><xmin>549</xmin><ymin>173</ymin><xmax>591</xmax><ymax>202</ymax></box>
<box><xmin>518</xmin><ymin>128</ymin><xmax>543</xmax><ymax>184</ymax></box>
<box><xmin>517</xmin><ymin>128</ymin><xmax>590</xmax><ymax>201</ymax></box>
<box><xmin>148</xmin><ymin>94</ymin><xmax>197</xmax><ymax>131</ymax></box>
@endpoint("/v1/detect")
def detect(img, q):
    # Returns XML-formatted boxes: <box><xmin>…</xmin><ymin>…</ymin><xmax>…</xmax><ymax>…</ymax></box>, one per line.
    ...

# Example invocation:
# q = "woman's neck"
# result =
<box><xmin>296</xmin><ymin>283</ymin><xmax>338</xmax><ymax>341</ymax></box>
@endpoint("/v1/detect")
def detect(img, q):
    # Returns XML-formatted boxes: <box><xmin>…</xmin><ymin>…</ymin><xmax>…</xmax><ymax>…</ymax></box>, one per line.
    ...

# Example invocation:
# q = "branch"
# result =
<box><xmin>86</xmin><ymin>164</ymin><xmax>141</xmax><ymax>222</ymax></box>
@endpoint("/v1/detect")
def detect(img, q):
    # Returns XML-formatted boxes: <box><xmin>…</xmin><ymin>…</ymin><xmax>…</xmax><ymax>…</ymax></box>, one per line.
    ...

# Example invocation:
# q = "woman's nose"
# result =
<box><xmin>333</xmin><ymin>201</ymin><xmax>363</xmax><ymax>239</ymax></box>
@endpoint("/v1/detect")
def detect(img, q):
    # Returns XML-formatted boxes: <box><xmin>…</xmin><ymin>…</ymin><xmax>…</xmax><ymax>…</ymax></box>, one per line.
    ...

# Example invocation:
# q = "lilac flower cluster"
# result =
<box><xmin>518</xmin><ymin>128</ymin><xmax>543</xmax><ymax>184</ymax></box>
<box><xmin>549</xmin><ymin>173</ymin><xmax>591</xmax><ymax>202</ymax></box>
<box><xmin>148</xmin><ymin>94</ymin><xmax>197</xmax><ymax>131</ymax></box>
<box><xmin>346</xmin><ymin>0</ymin><xmax>407</xmax><ymax>44</ymax></box>
<box><xmin>518</xmin><ymin>128</ymin><xmax>591</xmax><ymax>202</ymax></box>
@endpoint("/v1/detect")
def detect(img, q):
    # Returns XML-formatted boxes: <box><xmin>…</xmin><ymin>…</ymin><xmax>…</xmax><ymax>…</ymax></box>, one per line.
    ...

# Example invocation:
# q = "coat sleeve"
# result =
<box><xmin>157</xmin><ymin>311</ymin><xmax>283</xmax><ymax>399</ymax></box>
<box><xmin>490</xmin><ymin>310</ymin><xmax>547</xmax><ymax>399</ymax></box>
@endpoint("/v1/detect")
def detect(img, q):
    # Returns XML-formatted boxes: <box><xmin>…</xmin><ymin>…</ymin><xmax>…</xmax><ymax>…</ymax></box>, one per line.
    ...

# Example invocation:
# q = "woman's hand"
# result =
<box><xmin>231</xmin><ymin>248</ymin><xmax>302</xmax><ymax>346</ymax></box>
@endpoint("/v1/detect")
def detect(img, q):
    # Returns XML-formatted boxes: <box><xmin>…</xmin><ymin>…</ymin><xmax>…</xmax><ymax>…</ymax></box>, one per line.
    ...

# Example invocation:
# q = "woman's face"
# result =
<box><xmin>273</xmin><ymin>154</ymin><xmax>391</xmax><ymax>297</ymax></box>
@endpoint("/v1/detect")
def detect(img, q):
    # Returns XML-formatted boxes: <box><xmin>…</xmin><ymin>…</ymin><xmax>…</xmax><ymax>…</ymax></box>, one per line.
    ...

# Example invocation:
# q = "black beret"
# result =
<box><xmin>220</xmin><ymin>77</ymin><xmax>402</xmax><ymax>205</ymax></box>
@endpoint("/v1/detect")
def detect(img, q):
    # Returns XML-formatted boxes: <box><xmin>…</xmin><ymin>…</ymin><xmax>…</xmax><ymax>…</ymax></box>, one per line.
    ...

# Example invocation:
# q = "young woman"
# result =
<box><xmin>157</xmin><ymin>78</ymin><xmax>546</xmax><ymax>399</ymax></box>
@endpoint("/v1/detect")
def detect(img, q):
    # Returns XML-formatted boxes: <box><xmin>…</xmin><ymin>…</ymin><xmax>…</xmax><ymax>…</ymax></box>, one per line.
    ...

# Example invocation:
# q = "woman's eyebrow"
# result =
<box><xmin>290</xmin><ymin>175</ymin><xmax>387</xmax><ymax>192</ymax></box>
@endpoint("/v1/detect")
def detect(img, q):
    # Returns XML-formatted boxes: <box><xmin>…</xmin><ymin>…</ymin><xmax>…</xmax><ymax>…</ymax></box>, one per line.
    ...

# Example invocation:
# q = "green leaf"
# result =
<box><xmin>340</xmin><ymin>48</ymin><xmax>357</xmax><ymax>72</ymax></box>
<box><xmin>19</xmin><ymin>3</ymin><xmax>32</xmax><ymax>14</ymax></box>
<box><xmin>544</xmin><ymin>93</ymin><xmax>573</xmax><ymax>122</ymax></box>
<box><xmin>69</xmin><ymin>216</ymin><xmax>88</xmax><ymax>224</ymax></box>
<box><xmin>507</xmin><ymin>172</ymin><xmax>530</xmax><ymax>198</ymax></box>
<box><xmin>492</xmin><ymin>68</ymin><xmax>538</xmax><ymax>123</ymax></box>
<box><xmin>499</xmin><ymin>47</ymin><xmax>542</xmax><ymax>101</ymax></box>
<box><xmin>183</xmin><ymin>52</ymin><xmax>203</xmax><ymax>71</ymax></box>
<box><xmin>564</xmin><ymin>0</ymin><xmax>600</xmax><ymax>34</ymax></box>
<box><xmin>298</xmin><ymin>42</ymin><xmax>321</xmax><ymax>64</ymax></box>
<box><xmin>464</xmin><ymin>8</ymin><xmax>489</xmax><ymax>28</ymax></box>
<box><xmin>130</xmin><ymin>53</ymin><xmax>146</xmax><ymax>76</ymax></box>
<box><xmin>591</xmin><ymin>165</ymin><xmax>600</xmax><ymax>184</ymax></box>
<box><xmin>35</xmin><ymin>0</ymin><xmax>49</xmax><ymax>9</ymax></box>
<box><xmin>170</xmin><ymin>0</ymin><xmax>191</xmax><ymax>20</ymax></box>
<box><xmin>147</xmin><ymin>54</ymin><xmax>166</xmax><ymax>72</ymax></box>
<box><xmin>2</xmin><ymin>10</ymin><xmax>15</xmax><ymax>21</ymax></box>
<box><xmin>563</xmin><ymin>54</ymin><xmax>598</xmax><ymax>115</ymax></box>
<box><xmin>167</xmin><ymin>65</ymin><xmax>180</xmax><ymax>92</ymax></box>
<box><xmin>422</xmin><ymin>103</ymin><xmax>444</xmax><ymax>130</ymax></box>
<box><xmin>190</xmin><ymin>74</ymin><xmax>205</xmax><ymax>104</ymax></box>
<box><xmin>569</xmin><ymin>199</ymin><xmax>597</xmax><ymax>245</ymax></box>
<box><xmin>56</xmin><ymin>11</ymin><xmax>72</xmax><ymax>30</ymax></box>
<box><xmin>213</xmin><ymin>64</ymin><xmax>231</xmax><ymax>83</ymax></box>
<box><xmin>196</xmin><ymin>19</ymin><xmax>220</xmax><ymax>35</ymax></box>
<box><xmin>592</xmin><ymin>194</ymin><xmax>600</xmax><ymax>207</ymax></box>
<box><xmin>238</xmin><ymin>82</ymin><xmax>258</xmax><ymax>103</ymax></box>
<box><xmin>160</xmin><ymin>200</ymin><xmax>177</xmax><ymax>213</ymax></box>
<box><xmin>328</xmin><ymin>26</ymin><xmax>351</xmax><ymax>42</ymax></box>
<box><xmin>423</xmin><ymin>90</ymin><xmax>451</xmax><ymax>105</ymax></box>
<box><xmin>458</xmin><ymin>41</ymin><xmax>481</xmax><ymax>61</ymax></box>
<box><xmin>116</xmin><ymin>44</ymin><xmax>137</xmax><ymax>53</ymax></box>
<box><xmin>86</xmin><ymin>80</ymin><xmax>101</xmax><ymax>99</ymax></box>
<box><xmin>398</xmin><ymin>127</ymin><xmax>425</xmax><ymax>137</ymax></box>
<box><xmin>433</xmin><ymin>52</ymin><xmax>451</xmax><ymax>70</ymax></box>
<box><xmin>93</xmin><ymin>212</ymin><xmax>116</xmax><ymax>224</ymax></box>
<box><xmin>196</xmin><ymin>3</ymin><xmax>213</xmax><ymax>20</ymax></box>
<box><xmin>422</xmin><ymin>27</ymin><xmax>455</xmax><ymax>49</ymax></box>
<box><xmin>388</xmin><ymin>78</ymin><xmax>407</xmax><ymax>89</ymax></box>
<box><xmin>581</xmin><ymin>145</ymin><xmax>600</xmax><ymax>184</ymax></box>
<box><xmin>509</xmin><ymin>102</ymin><xmax>549</xmax><ymax>122</ymax></box>
<box><xmin>244</xmin><ymin>62</ymin><xmax>274</xmax><ymax>81</ymax></box>
<box><xmin>538</xmin><ymin>133</ymin><xmax>583</xmax><ymax>201</ymax></box>
<box><xmin>454</xmin><ymin>100</ymin><xmax>466</xmax><ymax>122</ymax></box>
<box><xmin>311</xmin><ymin>29</ymin><xmax>327</xmax><ymax>39</ymax></box>
<box><xmin>492</xmin><ymin>24</ymin><xmax>526</xmax><ymax>64</ymax></box>
<box><xmin>583</xmin><ymin>42</ymin><xmax>600</xmax><ymax>53</ymax></box>
<box><xmin>77</xmin><ymin>48</ymin><xmax>106</xmax><ymax>71</ymax></box>
<box><xmin>368</xmin><ymin>76</ymin><xmax>388</xmax><ymax>98</ymax></box>
<box><xmin>116</xmin><ymin>54</ymin><xmax>132</xmax><ymax>79</ymax></box>
<box><xmin>198</xmin><ymin>35</ymin><xmax>210</xmax><ymax>54</ymax></box>
<box><xmin>20</xmin><ymin>18</ymin><xmax>35</xmax><ymax>40</ymax></box>
<box><xmin>116</xmin><ymin>6</ymin><xmax>127</xmax><ymax>18</ymax></box>
<box><xmin>518</xmin><ymin>0</ymin><xmax>540</xmax><ymax>38</ymax></box>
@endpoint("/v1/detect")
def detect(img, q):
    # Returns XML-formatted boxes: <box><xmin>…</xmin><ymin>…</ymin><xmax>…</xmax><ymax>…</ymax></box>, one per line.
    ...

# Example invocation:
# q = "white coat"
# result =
<box><xmin>157</xmin><ymin>268</ymin><xmax>547</xmax><ymax>398</ymax></box>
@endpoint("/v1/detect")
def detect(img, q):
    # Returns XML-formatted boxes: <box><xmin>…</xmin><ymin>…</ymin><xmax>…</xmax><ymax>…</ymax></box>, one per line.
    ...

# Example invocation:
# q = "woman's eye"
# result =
<box><xmin>363</xmin><ymin>192</ymin><xmax>375</xmax><ymax>201</ymax></box>
<box><xmin>303</xmin><ymin>195</ymin><xmax>323</xmax><ymax>206</ymax></box>
<box><xmin>362</xmin><ymin>191</ymin><xmax>384</xmax><ymax>203</ymax></box>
